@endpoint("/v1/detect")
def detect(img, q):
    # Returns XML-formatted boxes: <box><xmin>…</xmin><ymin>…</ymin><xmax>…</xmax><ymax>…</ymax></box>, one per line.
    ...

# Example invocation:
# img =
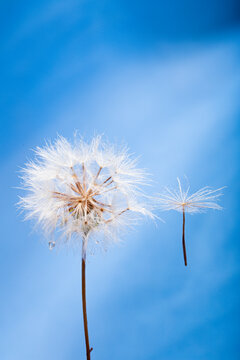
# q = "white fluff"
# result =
<box><xmin>157</xmin><ymin>177</ymin><xmax>224</xmax><ymax>213</ymax></box>
<box><xmin>19</xmin><ymin>135</ymin><xmax>154</xmax><ymax>252</ymax></box>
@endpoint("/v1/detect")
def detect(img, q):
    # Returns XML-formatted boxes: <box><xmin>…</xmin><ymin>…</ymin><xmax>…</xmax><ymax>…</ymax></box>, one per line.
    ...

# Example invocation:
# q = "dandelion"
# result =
<box><xmin>19</xmin><ymin>135</ymin><xmax>154</xmax><ymax>360</ymax></box>
<box><xmin>157</xmin><ymin>178</ymin><xmax>223</xmax><ymax>266</ymax></box>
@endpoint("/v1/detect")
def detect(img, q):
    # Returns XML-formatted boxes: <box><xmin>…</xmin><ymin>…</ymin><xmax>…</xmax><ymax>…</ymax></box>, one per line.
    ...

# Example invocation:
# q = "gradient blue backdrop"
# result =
<box><xmin>1</xmin><ymin>1</ymin><xmax>240</xmax><ymax>359</ymax></box>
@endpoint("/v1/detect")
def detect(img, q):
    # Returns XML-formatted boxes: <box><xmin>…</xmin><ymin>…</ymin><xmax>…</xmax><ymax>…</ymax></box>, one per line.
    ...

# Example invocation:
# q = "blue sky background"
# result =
<box><xmin>0</xmin><ymin>1</ymin><xmax>240</xmax><ymax>359</ymax></box>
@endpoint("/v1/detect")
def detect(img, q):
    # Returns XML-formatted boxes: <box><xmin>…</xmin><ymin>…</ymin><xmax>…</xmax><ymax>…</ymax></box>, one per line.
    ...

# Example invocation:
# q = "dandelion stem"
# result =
<box><xmin>81</xmin><ymin>251</ymin><xmax>93</xmax><ymax>360</ymax></box>
<box><xmin>182</xmin><ymin>209</ymin><xmax>187</xmax><ymax>266</ymax></box>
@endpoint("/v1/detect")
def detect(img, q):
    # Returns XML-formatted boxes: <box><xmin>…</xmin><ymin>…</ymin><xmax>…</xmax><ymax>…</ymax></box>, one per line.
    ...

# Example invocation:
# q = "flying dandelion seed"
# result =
<box><xmin>18</xmin><ymin>134</ymin><xmax>154</xmax><ymax>360</ymax></box>
<box><xmin>157</xmin><ymin>178</ymin><xmax>224</xmax><ymax>267</ymax></box>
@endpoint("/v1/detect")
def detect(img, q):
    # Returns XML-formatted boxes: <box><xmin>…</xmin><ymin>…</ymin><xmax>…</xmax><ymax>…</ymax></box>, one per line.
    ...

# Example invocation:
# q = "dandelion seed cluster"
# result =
<box><xmin>19</xmin><ymin>136</ymin><xmax>153</xmax><ymax>252</ymax></box>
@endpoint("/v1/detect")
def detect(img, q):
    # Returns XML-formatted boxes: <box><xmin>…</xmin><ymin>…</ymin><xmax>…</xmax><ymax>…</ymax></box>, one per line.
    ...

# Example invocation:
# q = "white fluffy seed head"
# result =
<box><xmin>157</xmin><ymin>177</ymin><xmax>224</xmax><ymax>214</ymax></box>
<box><xmin>18</xmin><ymin>135</ymin><xmax>154</xmax><ymax>252</ymax></box>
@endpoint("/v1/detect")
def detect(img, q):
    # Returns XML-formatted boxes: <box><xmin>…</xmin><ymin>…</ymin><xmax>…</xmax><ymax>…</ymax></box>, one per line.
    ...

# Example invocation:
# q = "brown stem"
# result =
<box><xmin>82</xmin><ymin>253</ymin><xmax>93</xmax><ymax>359</ymax></box>
<box><xmin>95</xmin><ymin>166</ymin><xmax>102</xmax><ymax>180</ymax></box>
<box><xmin>82</xmin><ymin>163</ymin><xmax>86</xmax><ymax>191</ymax></box>
<box><xmin>182</xmin><ymin>209</ymin><xmax>187</xmax><ymax>266</ymax></box>
<box><xmin>102</xmin><ymin>175</ymin><xmax>112</xmax><ymax>185</ymax></box>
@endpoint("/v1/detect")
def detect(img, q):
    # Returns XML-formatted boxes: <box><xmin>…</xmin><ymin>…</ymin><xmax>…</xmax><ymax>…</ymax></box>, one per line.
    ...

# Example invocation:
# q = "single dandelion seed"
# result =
<box><xmin>18</xmin><ymin>134</ymin><xmax>154</xmax><ymax>360</ymax></box>
<box><xmin>157</xmin><ymin>178</ymin><xmax>224</xmax><ymax>267</ymax></box>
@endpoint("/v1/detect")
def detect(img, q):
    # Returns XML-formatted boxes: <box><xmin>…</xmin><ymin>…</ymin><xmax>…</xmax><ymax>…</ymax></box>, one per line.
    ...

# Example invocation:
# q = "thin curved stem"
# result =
<box><xmin>82</xmin><ymin>248</ymin><xmax>93</xmax><ymax>360</ymax></box>
<box><xmin>182</xmin><ymin>209</ymin><xmax>187</xmax><ymax>266</ymax></box>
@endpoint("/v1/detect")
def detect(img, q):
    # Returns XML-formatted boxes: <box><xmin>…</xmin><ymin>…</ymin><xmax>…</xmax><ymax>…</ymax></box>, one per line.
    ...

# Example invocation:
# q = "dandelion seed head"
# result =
<box><xmin>19</xmin><ymin>135</ymin><xmax>153</xmax><ymax>251</ymax></box>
